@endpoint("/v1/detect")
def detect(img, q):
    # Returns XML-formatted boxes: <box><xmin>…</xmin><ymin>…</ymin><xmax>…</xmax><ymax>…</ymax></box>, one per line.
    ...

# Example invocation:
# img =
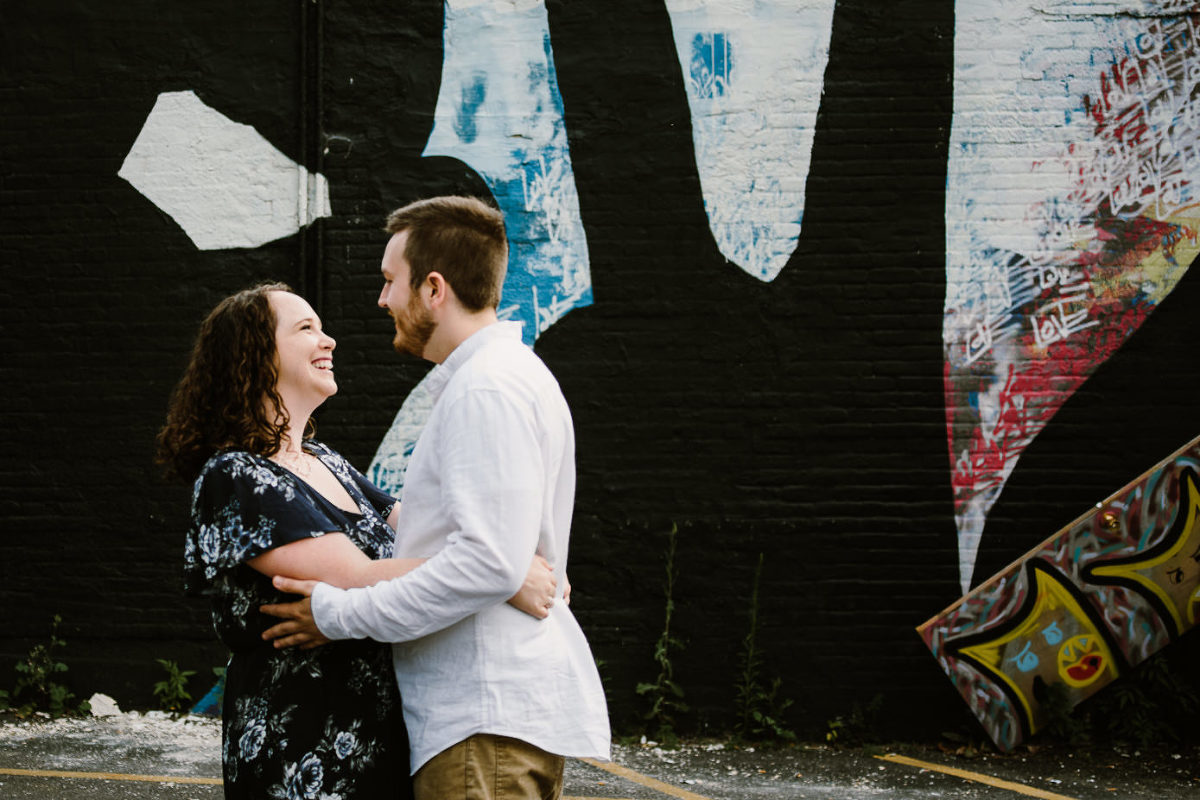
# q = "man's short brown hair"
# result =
<box><xmin>385</xmin><ymin>196</ymin><xmax>508</xmax><ymax>312</ymax></box>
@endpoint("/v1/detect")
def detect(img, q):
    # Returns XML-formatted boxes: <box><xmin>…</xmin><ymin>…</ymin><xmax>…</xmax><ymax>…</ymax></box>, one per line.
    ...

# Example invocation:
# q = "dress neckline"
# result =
<box><xmin>267</xmin><ymin>444</ymin><xmax>365</xmax><ymax>518</ymax></box>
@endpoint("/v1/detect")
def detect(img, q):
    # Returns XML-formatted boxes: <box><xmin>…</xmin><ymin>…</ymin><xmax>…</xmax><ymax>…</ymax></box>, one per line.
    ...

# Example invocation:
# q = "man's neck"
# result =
<box><xmin>424</xmin><ymin>309</ymin><xmax>499</xmax><ymax>364</ymax></box>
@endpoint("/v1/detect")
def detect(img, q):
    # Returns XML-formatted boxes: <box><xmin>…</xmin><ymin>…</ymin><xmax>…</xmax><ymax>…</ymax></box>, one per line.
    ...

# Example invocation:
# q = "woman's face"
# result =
<box><xmin>268</xmin><ymin>290</ymin><xmax>337</xmax><ymax>412</ymax></box>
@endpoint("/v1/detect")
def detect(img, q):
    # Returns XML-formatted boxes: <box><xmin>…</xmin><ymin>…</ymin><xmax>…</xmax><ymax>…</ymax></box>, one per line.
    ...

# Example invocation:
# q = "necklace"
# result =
<box><xmin>272</xmin><ymin>447</ymin><xmax>316</xmax><ymax>478</ymax></box>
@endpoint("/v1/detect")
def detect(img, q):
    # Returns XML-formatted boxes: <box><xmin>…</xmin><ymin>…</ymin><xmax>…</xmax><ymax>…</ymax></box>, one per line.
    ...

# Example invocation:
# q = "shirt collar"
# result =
<box><xmin>423</xmin><ymin>321</ymin><xmax>524</xmax><ymax>402</ymax></box>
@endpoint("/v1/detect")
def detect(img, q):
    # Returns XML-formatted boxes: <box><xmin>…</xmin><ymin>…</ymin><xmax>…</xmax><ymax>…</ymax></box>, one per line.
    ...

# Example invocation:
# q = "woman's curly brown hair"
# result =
<box><xmin>157</xmin><ymin>282</ymin><xmax>306</xmax><ymax>483</ymax></box>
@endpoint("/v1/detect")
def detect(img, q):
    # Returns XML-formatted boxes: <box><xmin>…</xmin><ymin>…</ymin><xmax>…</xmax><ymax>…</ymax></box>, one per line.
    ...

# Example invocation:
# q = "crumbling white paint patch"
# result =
<box><xmin>118</xmin><ymin>90</ymin><xmax>330</xmax><ymax>250</ymax></box>
<box><xmin>665</xmin><ymin>0</ymin><xmax>836</xmax><ymax>282</ymax></box>
<box><xmin>366</xmin><ymin>373</ymin><xmax>436</xmax><ymax>497</ymax></box>
<box><xmin>424</xmin><ymin>0</ymin><xmax>591</xmax><ymax>345</ymax></box>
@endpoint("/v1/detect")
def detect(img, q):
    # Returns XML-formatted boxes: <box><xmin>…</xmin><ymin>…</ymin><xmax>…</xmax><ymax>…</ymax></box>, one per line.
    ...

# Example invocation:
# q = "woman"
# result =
<box><xmin>157</xmin><ymin>283</ymin><xmax>555</xmax><ymax>799</ymax></box>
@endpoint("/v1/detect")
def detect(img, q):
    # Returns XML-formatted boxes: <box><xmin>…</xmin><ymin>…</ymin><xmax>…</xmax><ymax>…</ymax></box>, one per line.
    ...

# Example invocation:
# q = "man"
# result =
<box><xmin>262</xmin><ymin>196</ymin><xmax>610</xmax><ymax>799</ymax></box>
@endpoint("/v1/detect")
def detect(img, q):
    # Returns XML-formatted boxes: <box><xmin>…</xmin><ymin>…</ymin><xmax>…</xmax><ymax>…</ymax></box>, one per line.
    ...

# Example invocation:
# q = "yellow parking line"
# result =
<box><xmin>0</xmin><ymin>767</ymin><xmax>221</xmax><ymax>785</ymax></box>
<box><xmin>580</xmin><ymin>757</ymin><xmax>714</xmax><ymax>800</ymax></box>
<box><xmin>876</xmin><ymin>753</ymin><xmax>1081</xmax><ymax>800</ymax></box>
<box><xmin>0</xmin><ymin>767</ymin><xmax>632</xmax><ymax>799</ymax></box>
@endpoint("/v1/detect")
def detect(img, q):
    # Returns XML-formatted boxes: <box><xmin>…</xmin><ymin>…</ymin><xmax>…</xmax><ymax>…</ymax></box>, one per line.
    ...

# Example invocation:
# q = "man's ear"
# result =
<box><xmin>425</xmin><ymin>272</ymin><xmax>449</xmax><ymax>309</ymax></box>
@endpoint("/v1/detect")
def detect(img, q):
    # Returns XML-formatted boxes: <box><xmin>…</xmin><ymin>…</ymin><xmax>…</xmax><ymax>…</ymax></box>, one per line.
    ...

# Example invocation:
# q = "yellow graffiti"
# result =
<box><xmin>958</xmin><ymin>565</ymin><xmax>1118</xmax><ymax>734</ymax></box>
<box><xmin>1090</xmin><ymin>470</ymin><xmax>1200</xmax><ymax>636</ymax></box>
<box><xmin>1132</xmin><ymin>211</ymin><xmax>1200</xmax><ymax>307</ymax></box>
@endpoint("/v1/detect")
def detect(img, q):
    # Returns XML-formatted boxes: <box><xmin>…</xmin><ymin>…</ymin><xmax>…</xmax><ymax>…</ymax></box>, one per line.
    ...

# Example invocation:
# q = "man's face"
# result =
<box><xmin>379</xmin><ymin>231</ymin><xmax>435</xmax><ymax>359</ymax></box>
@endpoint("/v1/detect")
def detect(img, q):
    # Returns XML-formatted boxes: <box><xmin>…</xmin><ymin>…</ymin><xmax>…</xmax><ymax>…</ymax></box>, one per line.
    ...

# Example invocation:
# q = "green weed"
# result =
<box><xmin>825</xmin><ymin>693</ymin><xmax>883</xmax><ymax>747</ymax></box>
<box><xmin>1038</xmin><ymin>651</ymin><xmax>1200</xmax><ymax>748</ymax></box>
<box><xmin>636</xmin><ymin>523</ymin><xmax>688</xmax><ymax>745</ymax></box>
<box><xmin>3</xmin><ymin>615</ymin><xmax>90</xmax><ymax>718</ymax></box>
<box><xmin>152</xmin><ymin>659</ymin><xmax>196</xmax><ymax>716</ymax></box>
<box><xmin>732</xmin><ymin>553</ymin><xmax>795</xmax><ymax>745</ymax></box>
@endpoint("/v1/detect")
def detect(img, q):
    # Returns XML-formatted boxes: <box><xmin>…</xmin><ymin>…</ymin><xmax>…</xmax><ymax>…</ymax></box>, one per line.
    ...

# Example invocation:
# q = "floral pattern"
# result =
<box><xmin>186</xmin><ymin>441</ymin><xmax>413</xmax><ymax>800</ymax></box>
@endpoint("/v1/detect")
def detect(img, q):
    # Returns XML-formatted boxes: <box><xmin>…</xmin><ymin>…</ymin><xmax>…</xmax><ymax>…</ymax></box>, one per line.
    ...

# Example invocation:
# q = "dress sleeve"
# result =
<box><xmin>183</xmin><ymin>453</ymin><xmax>341</xmax><ymax>592</ymax></box>
<box><xmin>347</xmin><ymin>461</ymin><xmax>398</xmax><ymax>519</ymax></box>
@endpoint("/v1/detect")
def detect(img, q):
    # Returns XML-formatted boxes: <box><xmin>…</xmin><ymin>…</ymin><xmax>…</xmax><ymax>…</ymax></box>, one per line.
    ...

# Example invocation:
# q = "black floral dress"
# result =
<box><xmin>184</xmin><ymin>440</ymin><xmax>413</xmax><ymax>800</ymax></box>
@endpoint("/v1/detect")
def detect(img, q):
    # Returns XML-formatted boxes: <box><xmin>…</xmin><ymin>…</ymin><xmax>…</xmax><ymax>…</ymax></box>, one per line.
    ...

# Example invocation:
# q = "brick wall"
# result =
<box><xmin>2</xmin><ymin>0</ymin><xmax>1196</xmax><ymax>739</ymax></box>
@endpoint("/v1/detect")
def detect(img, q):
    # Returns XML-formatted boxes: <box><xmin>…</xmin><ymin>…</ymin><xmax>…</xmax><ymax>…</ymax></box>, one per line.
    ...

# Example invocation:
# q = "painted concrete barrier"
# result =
<box><xmin>920</xmin><ymin>433</ymin><xmax>1200</xmax><ymax>750</ymax></box>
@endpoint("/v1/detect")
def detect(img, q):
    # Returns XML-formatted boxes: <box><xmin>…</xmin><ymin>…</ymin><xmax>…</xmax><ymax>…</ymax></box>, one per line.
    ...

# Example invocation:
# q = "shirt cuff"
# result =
<box><xmin>311</xmin><ymin>581</ymin><xmax>349</xmax><ymax>640</ymax></box>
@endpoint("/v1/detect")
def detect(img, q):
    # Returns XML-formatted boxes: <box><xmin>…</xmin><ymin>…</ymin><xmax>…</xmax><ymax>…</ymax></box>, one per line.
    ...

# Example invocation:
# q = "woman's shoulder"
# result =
<box><xmin>192</xmin><ymin>449</ymin><xmax>303</xmax><ymax>508</ymax></box>
<box><xmin>201</xmin><ymin>448</ymin><xmax>259</xmax><ymax>470</ymax></box>
<box><xmin>195</xmin><ymin>449</ymin><xmax>272</xmax><ymax>485</ymax></box>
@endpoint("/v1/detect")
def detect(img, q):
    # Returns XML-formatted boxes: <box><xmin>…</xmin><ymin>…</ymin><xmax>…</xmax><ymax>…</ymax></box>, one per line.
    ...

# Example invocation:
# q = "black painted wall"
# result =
<box><xmin>2</xmin><ymin>0</ymin><xmax>1196</xmax><ymax>739</ymax></box>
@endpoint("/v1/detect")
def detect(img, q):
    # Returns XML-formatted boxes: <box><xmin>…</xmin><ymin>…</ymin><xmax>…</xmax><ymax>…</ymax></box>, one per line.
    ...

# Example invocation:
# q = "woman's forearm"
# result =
<box><xmin>325</xmin><ymin>556</ymin><xmax>427</xmax><ymax>590</ymax></box>
<box><xmin>248</xmin><ymin>534</ymin><xmax>426</xmax><ymax>590</ymax></box>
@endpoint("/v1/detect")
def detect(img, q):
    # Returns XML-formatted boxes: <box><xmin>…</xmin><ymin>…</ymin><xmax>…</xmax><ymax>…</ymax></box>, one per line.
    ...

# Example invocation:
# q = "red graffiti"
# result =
<box><xmin>1065</xmin><ymin>653</ymin><xmax>1104</xmax><ymax>683</ymax></box>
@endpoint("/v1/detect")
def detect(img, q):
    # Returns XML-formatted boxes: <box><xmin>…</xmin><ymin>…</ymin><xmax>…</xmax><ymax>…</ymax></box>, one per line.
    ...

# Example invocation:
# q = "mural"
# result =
<box><xmin>944</xmin><ymin>3</ymin><xmax>1200</xmax><ymax>592</ymax></box>
<box><xmin>919</xmin><ymin>435</ymin><xmax>1200</xmax><ymax>750</ymax></box>
<box><xmin>113</xmin><ymin>5</ymin><xmax>1196</xmax><ymax>600</ymax></box>
<box><xmin>370</xmin><ymin>0</ymin><xmax>589</xmax><ymax>493</ymax></box>
<box><xmin>119</xmin><ymin>90</ymin><xmax>330</xmax><ymax>250</ymax></box>
<box><xmin>664</xmin><ymin>0</ymin><xmax>836</xmax><ymax>282</ymax></box>
<box><xmin>12</xmin><ymin>0</ymin><xmax>1197</xmax><ymax>726</ymax></box>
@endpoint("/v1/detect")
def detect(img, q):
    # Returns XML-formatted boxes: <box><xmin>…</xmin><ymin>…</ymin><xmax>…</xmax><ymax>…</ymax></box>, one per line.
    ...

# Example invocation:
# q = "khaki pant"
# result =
<box><xmin>413</xmin><ymin>734</ymin><xmax>565</xmax><ymax>800</ymax></box>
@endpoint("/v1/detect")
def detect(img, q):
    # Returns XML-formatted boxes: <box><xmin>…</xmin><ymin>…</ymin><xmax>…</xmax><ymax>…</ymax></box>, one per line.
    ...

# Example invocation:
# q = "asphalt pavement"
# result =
<box><xmin>1</xmin><ymin>702</ymin><xmax>1197</xmax><ymax>799</ymax></box>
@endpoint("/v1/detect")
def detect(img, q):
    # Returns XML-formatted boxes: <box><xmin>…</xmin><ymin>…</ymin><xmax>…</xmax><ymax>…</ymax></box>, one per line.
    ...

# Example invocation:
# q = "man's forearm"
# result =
<box><xmin>312</xmin><ymin>547</ymin><xmax>525</xmax><ymax>642</ymax></box>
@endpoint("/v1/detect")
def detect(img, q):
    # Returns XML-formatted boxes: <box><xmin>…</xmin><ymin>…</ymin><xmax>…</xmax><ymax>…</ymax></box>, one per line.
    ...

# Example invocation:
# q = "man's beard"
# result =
<box><xmin>391</xmin><ymin>295</ymin><xmax>435</xmax><ymax>358</ymax></box>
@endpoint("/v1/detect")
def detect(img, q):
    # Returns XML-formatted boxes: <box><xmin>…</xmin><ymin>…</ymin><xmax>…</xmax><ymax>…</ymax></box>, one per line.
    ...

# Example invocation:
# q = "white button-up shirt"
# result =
<box><xmin>312</xmin><ymin>322</ymin><xmax>611</xmax><ymax>773</ymax></box>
